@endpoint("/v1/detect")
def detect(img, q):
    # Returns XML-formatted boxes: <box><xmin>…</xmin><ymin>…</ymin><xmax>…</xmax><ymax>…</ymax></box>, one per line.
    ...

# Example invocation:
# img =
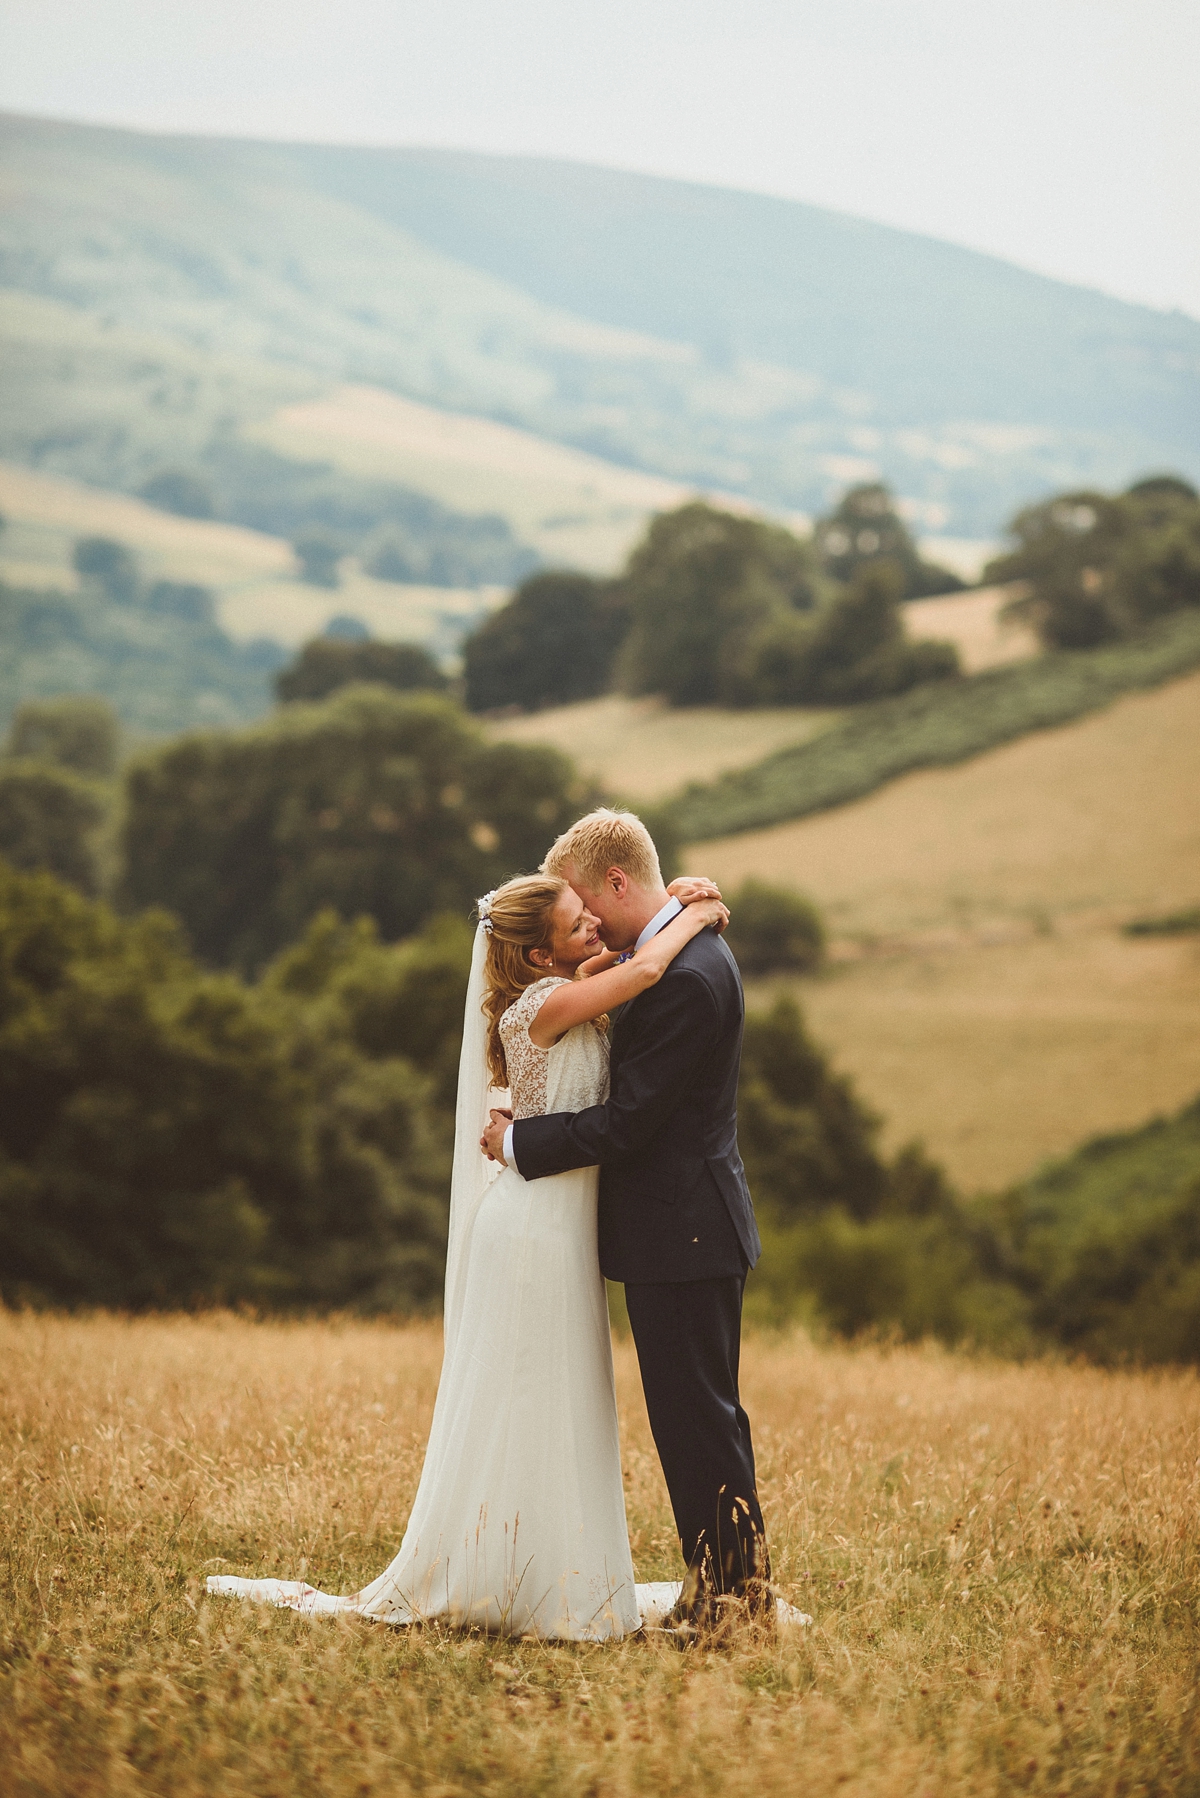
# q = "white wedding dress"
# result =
<box><xmin>208</xmin><ymin>932</ymin><xmax>680</xmax><ymax>1638</ymax></box>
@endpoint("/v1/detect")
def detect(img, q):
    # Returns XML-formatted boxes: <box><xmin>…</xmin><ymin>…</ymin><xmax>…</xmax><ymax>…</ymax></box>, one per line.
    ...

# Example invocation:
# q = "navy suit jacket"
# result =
<box><xmin>510</xmin><ymin>928</ymin><xmax>761</xmax><ymax>1283</ymax></box>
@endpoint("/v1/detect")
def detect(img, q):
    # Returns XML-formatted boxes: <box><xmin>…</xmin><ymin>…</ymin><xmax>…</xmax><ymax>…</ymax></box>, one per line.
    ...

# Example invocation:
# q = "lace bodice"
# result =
<box><xmin>499</xmin><ymin>977</ymin><xmax>610</xmax><ymax>1119</ymax></box>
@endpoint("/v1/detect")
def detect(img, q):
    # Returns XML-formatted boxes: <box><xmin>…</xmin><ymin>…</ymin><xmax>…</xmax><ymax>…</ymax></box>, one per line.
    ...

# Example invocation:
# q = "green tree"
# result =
<box><xmin>463</xmin><ymin>571</ymin><xmax>629</xmax><ymax>713</ymax></box>
<box><xmin>73</xmin><ymin>536</ymin><xmax>139</xmax><ymax>603</ymax></box>
<box><xmin>722</xmin><ymin>879</ymin><xmax>824</xmax><ymax>975</ymax></box>
<box><xmin>978</xmin><ymin>1095</ymin><xmax>1200</xmax><ymax>1364</ymax></box>
<box><xmin>986</xmin><ymin>474</ymin><xmax>1200</xmax><ymax>649</ymax></box>
<box><xmin>119</xmin><ymin>687</ymin><xmax>588</xmax><ymax>969</ymax></box>
<box><xmin>815</xmin><ymin>483</ymin><xmax>964</xmax><ymax>598</ymax></box>
<box><xmin>617</xmin><ymin>503</ymin><xmax>823</xmax><ymax>707</ymax></box>
<box><xmin>294</xmin><ymin>530</ymin><xmax>343</xmax><ymax>589</ymax></box>
<box><xmin>5</xmin><ymin>696</ymin><xmax>121</xmax><ymax>776</ymax></box>
<box><xmin>276</xmin><ymin>637</ymin><xmax>447</xmax><ymax>704</ymax></box>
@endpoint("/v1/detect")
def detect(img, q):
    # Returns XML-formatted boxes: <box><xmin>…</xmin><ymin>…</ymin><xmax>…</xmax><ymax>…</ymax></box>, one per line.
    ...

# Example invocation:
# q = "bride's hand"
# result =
<box><xmin>667</xmin><ymin>876</ymin><xmax>722</xmax><ymax>907</ymax></box>
<box><xmin>691</xmin><ymin>897</ymin><xmax>730</xmax><ymax>934</ymax></box>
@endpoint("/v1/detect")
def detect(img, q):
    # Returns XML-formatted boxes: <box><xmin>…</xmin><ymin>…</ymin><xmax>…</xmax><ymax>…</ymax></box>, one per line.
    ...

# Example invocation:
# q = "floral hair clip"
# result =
<box><xmin>476</xmin><ymin>891</ymin><xmax>497</xmax><ymax>934</ymax></box>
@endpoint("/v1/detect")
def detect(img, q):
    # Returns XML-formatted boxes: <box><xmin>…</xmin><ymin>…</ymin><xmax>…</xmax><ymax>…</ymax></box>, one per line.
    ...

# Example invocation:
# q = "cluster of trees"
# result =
<box><xmin>0</xmin><ymin>865</ymin><xmax>466</xmax><ymax>1311</ymax></box>
<box><xmin>0</xmin><ymin>648</ymin><xmax>599</xmax><ymax>968</ymax></box>
<box><xmin>139</xmin><ymin>441</ymin><xmax>539</xmax><ymax>590</ymax></box>
<box><xmin>986</xmin><ymin>474</ymin><xmax>1200</xmax><ymax>649</ymax></box>
<box><xmin>463</xmin><ymin>487</ymin><xmax>962</xmax><ymax>714</ymax></box>
<box><xmin>120</xmin><ymin>686</ymin><xmax>594</xmax><ymax>970</ymax></box>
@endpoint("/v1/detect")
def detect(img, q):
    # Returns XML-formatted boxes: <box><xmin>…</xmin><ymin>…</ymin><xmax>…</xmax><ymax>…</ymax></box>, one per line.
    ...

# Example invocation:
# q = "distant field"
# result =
<box><xmin>690</xmin><ymin>671</ymin><xmax>1200</xmax><ymax>1189</ymax></box>
<box><xmin>255</xmin><ymin>383</ymin><xmax>701</xmax><ymax>575</ymax></box>
<box><xmin>0</xmin><ymin>462</ymin><xmax>493</xmax><ymax>657</ymax></box>
<box><xmin>903</xmin><ymin>584</ymin><xmax>1038</xmax><ymax>673</ymax></box>
<box><xmin>767</xmin><ymin>928</ymin><xmax>1200</xmax><ymax>1193</ymax></box>
<box><xmin>4</xmin><ymin>1311</ymin><xmax>1197</xmax><ymax>1798</ymax></box>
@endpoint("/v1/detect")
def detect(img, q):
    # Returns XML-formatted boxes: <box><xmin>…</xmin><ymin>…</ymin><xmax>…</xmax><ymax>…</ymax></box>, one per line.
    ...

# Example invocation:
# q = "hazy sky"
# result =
<box><xmin>3</xmin><ymin>0</ymin><xmax>1198</xmax><ymax>319</ymax></box>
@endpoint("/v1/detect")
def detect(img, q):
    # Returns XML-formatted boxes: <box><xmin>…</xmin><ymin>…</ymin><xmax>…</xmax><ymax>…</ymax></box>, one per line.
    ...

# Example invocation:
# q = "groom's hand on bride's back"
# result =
<box><xmin>481</xmin><ymin>1108</ymin><xmax>512</xmax><ymax>1163</ymax></box>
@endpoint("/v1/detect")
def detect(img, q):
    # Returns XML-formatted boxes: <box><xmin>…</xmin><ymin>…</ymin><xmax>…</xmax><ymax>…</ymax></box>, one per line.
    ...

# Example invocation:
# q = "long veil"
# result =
<box><xmin>442</xmin><ymin>921</ymin><xmax>502</xmax><ymax>1357</ymax></box>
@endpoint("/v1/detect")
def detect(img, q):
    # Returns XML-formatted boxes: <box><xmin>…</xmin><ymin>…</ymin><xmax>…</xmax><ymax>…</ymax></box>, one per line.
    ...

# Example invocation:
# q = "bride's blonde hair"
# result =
<box><xmin>480</xmin><ymin>874</ymin><xmax>568</xmax><ymax>1087</ymax></box>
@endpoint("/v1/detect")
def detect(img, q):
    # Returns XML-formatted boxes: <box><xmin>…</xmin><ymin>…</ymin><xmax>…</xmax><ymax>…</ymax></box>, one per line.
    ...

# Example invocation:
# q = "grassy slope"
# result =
<box><xmin>690</xmin><ymin>670</ymin><xmax>1200</xmax><ymax>1191</ymax></box>
<box><xmin>488</xmin><ymin>695</ymin><xmax>837</xmax><ymax>802</ymax></box>
<box><xmin>253</xmin><ymin>384</ymin><xmax>699</xmax><ymax>576</ymax></box>
<box><xmin>1002</xmin><ymin>1097</ymin><xmax>1200</xmax><ymax>1257</ymax></box>
<box><xmin>3</xmin><ymin>1311</ymin><xmax>1197</xmax><ymax>1798</ymax></box>
<box><xmin>0</xmin><ymin>462</ymin><xmax>503</xmax><ymax>730</ymax></box>
<box><xmin>669</xmin><ymin>609</ymin><xmax>1200</xmax><ymax>842</ymax></box>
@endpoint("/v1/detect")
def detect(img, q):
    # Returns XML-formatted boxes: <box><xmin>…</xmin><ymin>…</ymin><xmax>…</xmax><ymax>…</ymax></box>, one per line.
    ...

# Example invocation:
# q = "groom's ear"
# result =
<box><xmin>606</xmin><ymin>867</ymin><xmax>629</xmax><ymax>899</ymax></box>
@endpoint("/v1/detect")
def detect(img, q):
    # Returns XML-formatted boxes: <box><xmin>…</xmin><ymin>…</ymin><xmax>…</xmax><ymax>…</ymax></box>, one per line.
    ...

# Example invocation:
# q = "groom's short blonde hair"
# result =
<box><xmin>542</xmin><ymin>807</ymin><xmax>661</xmax><ymax>892</ymax></box>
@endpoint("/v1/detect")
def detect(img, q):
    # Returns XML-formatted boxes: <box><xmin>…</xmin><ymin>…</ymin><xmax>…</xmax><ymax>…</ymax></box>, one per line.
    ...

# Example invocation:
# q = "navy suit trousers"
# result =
<box><xmin>624</xmin><ymin>1273</ymin><xmax>769</xmax><ymax>1606</ymax></box>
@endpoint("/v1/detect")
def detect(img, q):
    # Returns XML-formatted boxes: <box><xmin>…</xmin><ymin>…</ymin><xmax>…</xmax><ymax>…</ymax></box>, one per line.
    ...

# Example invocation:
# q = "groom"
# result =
<box><xmin>482</xmin><ymin>807</ymin><xmax>769</xmax><ymax>1629</ymax></box>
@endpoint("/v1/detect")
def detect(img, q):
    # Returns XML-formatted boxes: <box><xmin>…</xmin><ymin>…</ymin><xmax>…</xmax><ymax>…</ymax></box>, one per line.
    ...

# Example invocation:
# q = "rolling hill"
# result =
<box><xmin>2</xmin><ymin>111</ymin><xmax>1199</xmax><ymax>541</ymax></box>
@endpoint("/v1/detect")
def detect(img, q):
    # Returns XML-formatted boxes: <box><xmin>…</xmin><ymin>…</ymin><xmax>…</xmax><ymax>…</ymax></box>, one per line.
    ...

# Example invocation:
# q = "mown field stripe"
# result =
<box><xmin>668</xmin><ymin>609</ymin><xmax>1200</xmax><ymax>842</ymax></box>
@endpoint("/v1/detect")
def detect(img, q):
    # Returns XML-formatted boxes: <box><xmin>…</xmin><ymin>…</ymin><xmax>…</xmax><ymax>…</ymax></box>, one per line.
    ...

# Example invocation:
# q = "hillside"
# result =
<box><xmin>487</xmin><ymin>587</ymin><xmax>1037</xmax><ymax>801</ymax></box>
<box><xmin>3</xmin><ymin>112</ymin><xmax>1199</xmax><ymax>537</ymax></box>
<box><xmin>688</xmin><ymin>670</ymin><xmax>1200</xmax><ymax>1189</ymax></box>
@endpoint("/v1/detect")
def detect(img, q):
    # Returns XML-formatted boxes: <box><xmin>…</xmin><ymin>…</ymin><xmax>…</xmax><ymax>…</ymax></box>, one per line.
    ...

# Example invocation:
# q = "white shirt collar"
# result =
<box><xmin>634</xmin><ymin>895</ymin><xmax>683</xmax><ymax>953</ymax></box>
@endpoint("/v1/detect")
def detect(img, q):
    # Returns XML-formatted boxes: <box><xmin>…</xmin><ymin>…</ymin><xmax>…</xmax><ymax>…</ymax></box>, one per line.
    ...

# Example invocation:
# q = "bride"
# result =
<box><xmin>208</xmin><ymin>872</ymin><xmax>727</xmax><ymax>1638</ymax></box>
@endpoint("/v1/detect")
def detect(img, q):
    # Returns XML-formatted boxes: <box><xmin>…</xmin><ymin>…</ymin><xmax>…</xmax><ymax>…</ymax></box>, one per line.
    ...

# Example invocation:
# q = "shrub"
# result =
<box><xmin>1123</xmin><ymin>906</ymin><xmax>1200</xmax><ymax>937</ymax></box>
<box><xmin>738</xmin><ymin>993</ymin><xmax>1027</xmax><ymax>1346</ymax></box>
<box><xmin>980</xmin><ymin>1096</ymin><xmax>1200</xmax><ymax>1364</ymax></box>
<box><xmin>139</xmin><ymin>468</ymin><xmax>216</xmax><ymax>518</ymax></box>
<box><xmin>73</xmin><ymin>536</ymin><xmax>138</xmax><ymax>603</ymax></box>
<box><xmin>748</xmin><ymin>561</ymin><xmax>959</xmax><ymax>705</ymax></box>
<box><xmin>722</xmin><ymin>879</ymin><xmax>824</xmax><ymax>975</ymax></box>
<box><xmin>293</xmin><ymin>530</ymin><xmax>343</xmax><ymax>588</ymax></box>
<box><xmin>276</xmin><ymin>638</ymin><xmax>447</xmax><ymax>704</ymax></box>
<box><xmin>462</xmin><ymin>571</ymin><xmax>629</xmax><ymax>713</ymax></box>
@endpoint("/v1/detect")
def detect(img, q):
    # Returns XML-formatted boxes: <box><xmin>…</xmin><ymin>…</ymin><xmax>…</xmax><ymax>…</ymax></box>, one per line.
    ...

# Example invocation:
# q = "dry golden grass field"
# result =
<box><xmin>3</xmin><ymin>1311</ymin><xmax>1198</xmax><ymax>1798</ymax></box>
<box><xmin>688</xmin><ymin>671</ymin><xmax>1200</xmax><ymax>1190</ymax></box>
<box><xmin>489</xmin><ymin>694</ymin><xmax>837</xmax><ymax>801</ymax></box>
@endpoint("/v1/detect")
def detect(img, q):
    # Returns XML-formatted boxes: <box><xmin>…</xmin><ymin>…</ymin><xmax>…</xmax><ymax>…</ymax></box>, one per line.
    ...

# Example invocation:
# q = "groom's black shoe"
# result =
<box><xmin>661</xmin><ymin>1563</ymin><xmax>775</xmax><ymax>1648</ymax></box>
